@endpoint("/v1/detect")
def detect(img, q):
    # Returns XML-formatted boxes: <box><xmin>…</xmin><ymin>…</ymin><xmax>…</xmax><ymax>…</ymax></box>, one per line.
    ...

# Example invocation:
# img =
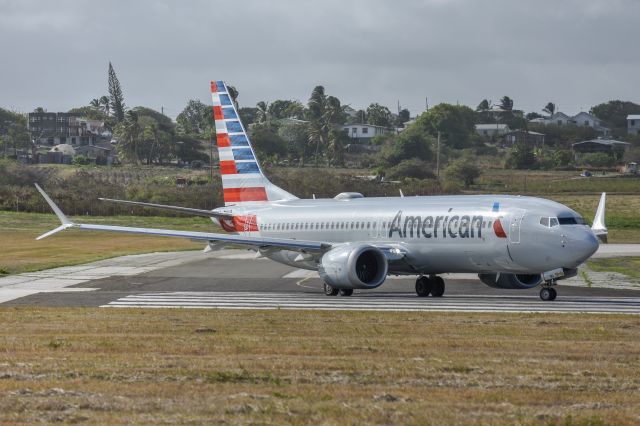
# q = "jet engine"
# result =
<box><xmin>478</xmin><ymin>273</ymin><xmax>543</xmax><ymax>289</ymax></box>
<box><xmin>318</xmin><ymin>243</ymin><xmax>388</xmax><ymax>289</ymax></box>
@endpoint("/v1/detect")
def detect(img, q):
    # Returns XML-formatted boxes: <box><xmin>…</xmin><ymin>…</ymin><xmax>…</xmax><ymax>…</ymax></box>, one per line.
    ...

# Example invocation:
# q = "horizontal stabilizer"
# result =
<box><xmin>99</xmin><ymin>198</ymin><xmax>231</xmax><ymax>219</ymax></box>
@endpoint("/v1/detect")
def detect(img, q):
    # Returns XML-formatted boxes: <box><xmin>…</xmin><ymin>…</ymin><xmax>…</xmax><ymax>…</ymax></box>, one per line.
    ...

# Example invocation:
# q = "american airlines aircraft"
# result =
<box><xmin>36</xmin><ymin>80</ymin><xmax>607</xmax><ymax>301</ymax></box>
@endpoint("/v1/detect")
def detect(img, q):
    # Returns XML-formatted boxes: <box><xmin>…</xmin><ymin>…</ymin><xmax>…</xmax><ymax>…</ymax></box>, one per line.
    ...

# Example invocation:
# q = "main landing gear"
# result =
<box><xmin>415</xmin><ymin>275</ymin><xmax>445</xmax><ymax>297</ymax></box>
<box><xmin>323</xmin><ymin>283</ymin><xmax>353</xmax><ymax>297</ymax></box>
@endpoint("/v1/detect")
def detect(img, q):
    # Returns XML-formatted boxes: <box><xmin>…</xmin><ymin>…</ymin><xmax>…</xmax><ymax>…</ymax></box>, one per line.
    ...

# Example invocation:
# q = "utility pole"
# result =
<box><xmin>436</xmin><ymin>131</ymin><xmax>441</xmax><ymax>178</ymax></box>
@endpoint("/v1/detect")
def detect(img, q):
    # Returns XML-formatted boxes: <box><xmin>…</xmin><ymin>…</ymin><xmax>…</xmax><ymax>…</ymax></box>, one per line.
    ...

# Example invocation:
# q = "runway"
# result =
<box><xmin>3</xmin><ymin>247</ymin><xmax>640</xmax><ymax>314</ymax></box>
<box><xmin>102</xmin><ymin>291</ymin><xmax>640</xmax><ymax>314</ymax></box>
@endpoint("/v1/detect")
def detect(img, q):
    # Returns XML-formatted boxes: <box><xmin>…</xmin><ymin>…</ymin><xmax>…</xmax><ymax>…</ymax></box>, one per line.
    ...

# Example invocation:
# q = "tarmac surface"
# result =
<box><xmin>2</xmin><ymin>245</ymin><xmax>640</xmax><ymax>314</ymax></box>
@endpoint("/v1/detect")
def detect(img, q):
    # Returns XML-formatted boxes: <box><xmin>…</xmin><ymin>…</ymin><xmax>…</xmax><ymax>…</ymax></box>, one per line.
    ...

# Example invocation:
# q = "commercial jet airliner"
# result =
<box><xmin>36</xmin><ymin>80</ymin><xmax>607</xmax><ymax>301</ymax></box>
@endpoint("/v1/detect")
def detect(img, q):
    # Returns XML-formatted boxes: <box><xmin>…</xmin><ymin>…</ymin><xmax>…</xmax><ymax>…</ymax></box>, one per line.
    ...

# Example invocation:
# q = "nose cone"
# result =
<box><xmin>570</xmin><ymin>230</ymin><xmax>599</xmax><ymax>266</ymax></box>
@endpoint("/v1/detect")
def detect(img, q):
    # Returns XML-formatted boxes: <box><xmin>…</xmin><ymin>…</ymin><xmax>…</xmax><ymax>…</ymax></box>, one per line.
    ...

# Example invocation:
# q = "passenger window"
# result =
<box><xmin>550</xmin><ymin>218</ymin><xmax>559</xmax><ymax>227</ymax></box>
<box><xmin>540</xmin><ymin>217</ymin><xmax>549</xmax><ymax>227</ymax></box>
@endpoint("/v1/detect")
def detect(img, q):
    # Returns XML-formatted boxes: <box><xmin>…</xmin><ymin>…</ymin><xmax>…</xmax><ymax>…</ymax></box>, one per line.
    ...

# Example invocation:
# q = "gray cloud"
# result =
<box><xmin>0</xmin><ymin>0</ymin><xmax>638</xmax><ymax>118</ymax></box>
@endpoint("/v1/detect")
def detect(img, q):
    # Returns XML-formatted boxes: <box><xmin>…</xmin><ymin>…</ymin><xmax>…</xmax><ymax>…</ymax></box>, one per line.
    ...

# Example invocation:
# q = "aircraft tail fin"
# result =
<box><xmin>210</xmin><ymin>80</ymin><xmax>297</xmax><ymax>206</ymax></box>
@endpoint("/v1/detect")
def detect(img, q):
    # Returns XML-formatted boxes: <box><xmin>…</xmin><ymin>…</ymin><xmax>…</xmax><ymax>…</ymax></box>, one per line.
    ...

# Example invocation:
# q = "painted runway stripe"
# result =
<box><xmin>102</xmin><ymin>292</ymin><xmax>640</xmax><ymax>314</ymax></box>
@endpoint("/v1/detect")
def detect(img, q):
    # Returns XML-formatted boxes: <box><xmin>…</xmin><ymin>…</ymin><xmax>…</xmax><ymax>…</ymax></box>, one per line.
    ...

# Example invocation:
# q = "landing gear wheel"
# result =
<box><xmin>339</xmin><ymin>289</ymin><xmax>354</xmax><ymax>297</ymax></box>
<box><xmin>324</xmin><ymin>283</ymin><xmax>339</xmax><ymax>296</ymax></box>
<box><xmin>540</xmin><ymin>287</ymin><xmax>557</xmax><ymax>301</ymax></box>
<box><xmin>415</xmin><ymin>276</ymin><xmax>433</xmax><ymax>297</ymax></box>
<box><xmin>431</xmin><ymin>276</ymin><xmax>445</xmax><ymax>297</ymax></box>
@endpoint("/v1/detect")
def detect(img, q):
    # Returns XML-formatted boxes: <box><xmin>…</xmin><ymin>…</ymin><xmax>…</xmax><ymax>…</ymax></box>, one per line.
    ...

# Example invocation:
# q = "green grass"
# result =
<box><xmin>0</xmin><ymin>211</ymin><xmax>215</xmax><ymax>275</ymax></box>
<box><xmin>587</xmin><ymin>257</ymin><xmax>640</xmax><ymax>280</ymax></box>
<box><xmin>1</xmin><ymin>308</ymin><xmax>639</xmax><ymax>424</ymax></box>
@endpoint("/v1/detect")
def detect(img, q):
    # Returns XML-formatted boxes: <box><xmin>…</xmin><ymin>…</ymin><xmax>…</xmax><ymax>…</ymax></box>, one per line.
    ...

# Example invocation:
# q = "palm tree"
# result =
<box><xmin>114</xmin><ymin>110</ymin><xmax>142</xmax><ymax>164</ymax></box>
<box><xmin>90</xmin><ymin>98</ymin><xmax>101</xmax><ymax>109</ymax></box>
<box><xmin>543</xmin><ymin>102</ymin><xmax>556</xmax><ymax>116</ymax></box>
<box><xmin>499</xmin><ymin>96</ymin><xmax>514</xmax><ymax>112</ymax></box>
<box><xmin>255</xmin><ymin>101</ymin><xmax>270</xmax><ymax>125</ymax></box>
<box><xmin>476</xmin><ymin>99</ymin><xmax>490</xmax><ymax>112</ymax></box>
<box><xmin>99</xmin><ymin>96</ymin><xmax>111</xmax><ymax>115</ymax></box>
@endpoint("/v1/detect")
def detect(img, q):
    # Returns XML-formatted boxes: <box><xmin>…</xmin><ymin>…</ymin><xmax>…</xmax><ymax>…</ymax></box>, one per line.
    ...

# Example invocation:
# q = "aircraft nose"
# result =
<box><xmin>570</xmin><ymin>230</ymin><xmax>599</xmax><ymax>265</ymax></box>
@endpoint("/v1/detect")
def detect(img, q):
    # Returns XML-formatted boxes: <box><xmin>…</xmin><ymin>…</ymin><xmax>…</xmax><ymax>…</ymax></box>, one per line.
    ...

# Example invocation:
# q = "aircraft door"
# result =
<box><xmin>369</xmin><ymin>217</ymin><xmax>380</xmax><ymax>239</ymax></box>
<box><xmin>509</xmin><ymin>210</ymin><xmax>525</xmax><ymax>244</ymax></box>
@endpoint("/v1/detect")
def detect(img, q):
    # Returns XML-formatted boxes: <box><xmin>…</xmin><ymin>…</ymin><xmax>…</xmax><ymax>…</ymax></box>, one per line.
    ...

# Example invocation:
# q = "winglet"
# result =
<box><xmin>591</xmin><ymin>192</ymin><xmax>607</xmax><ymax>243</ymax></box>
<box><xmin>34</xmin><ymin>183</ymin><xmax>75</xmax><ymax>240</ymax></box>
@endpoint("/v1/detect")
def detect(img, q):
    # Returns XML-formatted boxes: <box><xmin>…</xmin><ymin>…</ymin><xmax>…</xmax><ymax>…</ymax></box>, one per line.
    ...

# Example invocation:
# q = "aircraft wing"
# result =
<box><xmin>99</xmin><ymin>197</ymin><xmax>232</xmax><ymax>219</ymax></box>
<box><xmin>35</xmin><ymin>184</ymin><xmax>327</xmax><ymax>253</ymax></box>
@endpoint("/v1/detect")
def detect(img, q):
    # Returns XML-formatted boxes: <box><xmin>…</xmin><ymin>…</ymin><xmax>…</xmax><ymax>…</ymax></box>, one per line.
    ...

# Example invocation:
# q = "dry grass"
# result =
<box><xmin>0</xmin><ymin>308</ymin><xmax>639</xmax><ymax>424</ymax></box>
<box><xmin>0</xmin><ymin>212</ymin><xmax>213</xmax><ymax>275</ymax></box>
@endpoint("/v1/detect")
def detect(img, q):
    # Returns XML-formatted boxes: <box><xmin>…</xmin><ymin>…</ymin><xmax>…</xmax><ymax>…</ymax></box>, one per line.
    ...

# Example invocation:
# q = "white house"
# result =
<box><xmin>530</xmin><ymin>111</ymin><xmax>610</xmax><ymax>135</ymax></box>
<box><xmin>627</xmin><ymin>115</ymin><xmax>640</xmax><ymax>136</ymax></box>
<box><xmin>343</xmin><ymin>124</ymin><xmax>392</xmax><ymax>143</ymax></box>
<box><xmin>475</xmin><ymin>123</ymin><xmax>510</xmax><ymax>138</ymax></box>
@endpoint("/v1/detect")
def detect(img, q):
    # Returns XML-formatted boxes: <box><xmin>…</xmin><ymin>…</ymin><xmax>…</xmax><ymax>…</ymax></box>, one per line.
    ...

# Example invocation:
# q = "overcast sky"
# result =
<box><xmin>1</xmin><ymin>0</ymin><xmax>638</xmax><ymax>119</ymax></box>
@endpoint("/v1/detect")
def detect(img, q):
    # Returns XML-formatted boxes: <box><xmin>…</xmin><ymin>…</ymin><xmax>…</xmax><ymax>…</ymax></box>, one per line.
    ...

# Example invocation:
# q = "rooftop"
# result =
<box><xmin>572</xmin><ymin>138</ymin><xmax>630</xmax><ymax>147</ymax></box>
<box><xmin>627</xmin><ymin>115</ymin><xmax>640</xmax><ymax>120</ymax></box>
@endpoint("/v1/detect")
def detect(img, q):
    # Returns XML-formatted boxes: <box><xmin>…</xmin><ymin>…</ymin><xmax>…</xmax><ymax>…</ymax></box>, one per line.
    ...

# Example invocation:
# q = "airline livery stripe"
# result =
<box><xmin>220</xmin><ymin>174</ymin><xmax>264</xmax><ymax>186</ymax></box>
<box><xmin>219</xmin><ymin>94</ymin><xmax>232</xmax><ymax>106</ymax></box>
<box><xmin>230</xmin><ymin>134</ymin><xmax>249</xmax><ymax>146</ymax></box>
<box><xmin>223</xmin><ymin>108</ymin><xmax>238</xmax><ymax>120</ymax></box>
<box><xmin>218</xmin><ymin>148</ymin><xmax>234</xmax><ymax>161</ymax></box>
<box><xmin>210</xmin><ymin>80</ymin><xmax>226</xmax><ymax>93</ymax></box>
<box><xmin>225</xmin><ymin>121</ymin><xmax>243</xmax><ymax>133</ymax></box>
<box><xmin>216</xmin><ymin>133</ymin><xmax>231</xmax><ymax>147</ymax></box>
<box><xmin>235</xmin><ymin>162</ymin><xmax>260</xmax><ymax>174</ymax></box>
<box><xmin>223</xmin><ymin>187</ymin><xmax>268</xmax><ymax>202</ymax></box>
<box><xmin>213</xmin><ymin>106</ymin><xmax>223</xmax><ymax>120</ymax></box>
<box><xmin>232</xmin><ymin>148</ymin><xmax>255</xmax><ymax>160</ymax></box>
<box><xmin>219</xmin><ymin>161</ymin><xmax>237</xmax><ymax>174</ymax></box>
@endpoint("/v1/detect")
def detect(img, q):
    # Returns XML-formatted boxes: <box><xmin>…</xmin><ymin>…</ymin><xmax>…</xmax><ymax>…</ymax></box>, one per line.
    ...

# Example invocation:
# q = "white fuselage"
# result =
<box><xmin>216</xmin><ymin>194</ymin><xmax>599</xmax><ymax>275</ymax></box>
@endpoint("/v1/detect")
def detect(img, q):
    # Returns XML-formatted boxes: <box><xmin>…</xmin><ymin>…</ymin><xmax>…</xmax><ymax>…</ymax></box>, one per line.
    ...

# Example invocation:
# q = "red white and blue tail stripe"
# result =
<box><xmin>211</xmin><ymin>80</ymin><xmax>297</xmax><ymax>206</ymax></box>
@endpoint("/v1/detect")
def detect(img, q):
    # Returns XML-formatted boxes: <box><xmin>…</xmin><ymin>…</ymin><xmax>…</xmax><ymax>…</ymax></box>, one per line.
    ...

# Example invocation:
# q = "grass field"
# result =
<box><xmin>0</xmin><ymin>308</ymin><xmax>639</xmax><ymax>424</ymax></box>
<box><xmin>0</xmin><ymin>212</ymin><xmax>213</xmax><ymax>275</ymax></box>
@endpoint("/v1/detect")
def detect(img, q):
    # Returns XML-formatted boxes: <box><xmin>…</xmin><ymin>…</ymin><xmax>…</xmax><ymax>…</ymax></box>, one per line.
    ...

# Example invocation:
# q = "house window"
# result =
<box><xmin>362</xmin><ymin>127</ymin><xmax>368</xmax><ymax>134</ymax></box>
<box><xmin>632</xmin><ymin>120</ymin><xmax>636</xmax><ymax>126</ymax></box>
<box><xmin>584</xmin><ymin>120</ymin><xmax>589</xmax><ymax>126</ymax></box>
<box><xmin>557</xmin><ymin>120</ymin><xmax>562</xmax><ymax>125</ymax></box>
<box><xmin>352</xmin><ymin>127</ymin><xmax>357</xmax><ymax>134</ymax></box>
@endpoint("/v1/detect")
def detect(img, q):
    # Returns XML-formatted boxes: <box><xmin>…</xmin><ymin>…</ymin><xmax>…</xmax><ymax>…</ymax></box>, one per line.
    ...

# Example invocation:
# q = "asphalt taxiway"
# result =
<box><xmin>2</xmin><ymin>246</ymin><xmax>640</xmax><ymax>314</ymax></box>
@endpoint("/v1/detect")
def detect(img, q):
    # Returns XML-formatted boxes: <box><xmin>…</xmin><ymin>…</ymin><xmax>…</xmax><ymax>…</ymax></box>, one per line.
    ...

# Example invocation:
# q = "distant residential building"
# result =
<box><xmin>572</xmin><ymin>138</ymin><xmax>630</xmax><ymax>160</ymax></box>
<box><xmin>343</xmin><ymin>124</ymin><xmax>392</xmax><ymax>143</ymax></box>
<box><xmin>530</xmin><ymin>111</ymin><xmax>610</xmax><ymax>136</ymax></box>
<box><xmin>627</xmin><ymin>115</ymin><xmax>640</xmax><ymax>135</ymax></box>
<box><xmin>28</xmin><ymin>111</ymin><xmax>108</xmax><ymax>146</ymax></box>
<box><xmin>503</xmin><ymin>130</ymin><xmax>545</xmax><ymax>147</ymax></box>
<box><xmin>475</xmin><ymin>123</ymin><xmax>510</xmax><ymax>138</ymax></box>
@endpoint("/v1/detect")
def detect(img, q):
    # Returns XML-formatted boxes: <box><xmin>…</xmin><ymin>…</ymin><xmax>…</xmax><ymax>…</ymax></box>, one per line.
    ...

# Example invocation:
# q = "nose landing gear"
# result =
<box><xmin>539</xmin><ymin>283</ymin><xmax>557</xmax><ymax>301</ymax></box>
<box><xmin>415</xmin><ymin>275</ymin><xmax>445</xmax><ymax>297</ymax></box>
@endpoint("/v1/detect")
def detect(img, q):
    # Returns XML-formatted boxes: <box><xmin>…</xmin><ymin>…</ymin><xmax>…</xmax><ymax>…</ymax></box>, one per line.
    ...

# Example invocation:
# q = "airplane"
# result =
<box><xmin>35</xmin><ymin>80</ymin><xmax>607</xmax><ymax>301</ymax></box>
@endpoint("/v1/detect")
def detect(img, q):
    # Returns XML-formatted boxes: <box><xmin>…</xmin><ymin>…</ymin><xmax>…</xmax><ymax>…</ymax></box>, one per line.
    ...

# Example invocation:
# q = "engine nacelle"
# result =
<box><xmin>318</xmin><ymin>243</ymin><xmax>388</xmax><ymax>289</ymax></box>
<box><xmin>478</xmin><ymin>273</ymin><xmax>543</xmax><ymax>289</ymax></box>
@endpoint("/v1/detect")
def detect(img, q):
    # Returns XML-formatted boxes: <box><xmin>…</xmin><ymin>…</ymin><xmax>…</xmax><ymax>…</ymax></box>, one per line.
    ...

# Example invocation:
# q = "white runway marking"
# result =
<box><xmin>102</xmin><ymin>292</ymin><xmax>640</xmax><ymax>314</ymax></box>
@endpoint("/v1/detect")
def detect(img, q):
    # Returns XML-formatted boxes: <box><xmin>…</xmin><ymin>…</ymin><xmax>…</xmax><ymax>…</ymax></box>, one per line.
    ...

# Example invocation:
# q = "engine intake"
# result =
<box><xmin>318</xmin><ymin>244</ymin><xmax>388</xmax><ymax>289</ymax></box>
<box><xmin>478</xmin><ymin>273</ymin><xmax>542</xmax><ymax>289</ymax></box>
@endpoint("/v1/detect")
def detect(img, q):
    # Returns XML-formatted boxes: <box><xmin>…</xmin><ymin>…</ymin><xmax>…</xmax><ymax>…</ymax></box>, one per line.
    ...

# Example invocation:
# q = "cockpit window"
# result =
<box><xmin>550</xmin><ymin>218</ymin><xmax>559</xmax><ymax>227</ymax></box>
<box><xmin>558</xmin><ymin>216</ymin><xmax>587</xmax><ymax>225</ymax></box>
<box><xmin>540</xmin><ymin>217</ymin><xmax>549</xmax><ymax>227</ymax></box>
